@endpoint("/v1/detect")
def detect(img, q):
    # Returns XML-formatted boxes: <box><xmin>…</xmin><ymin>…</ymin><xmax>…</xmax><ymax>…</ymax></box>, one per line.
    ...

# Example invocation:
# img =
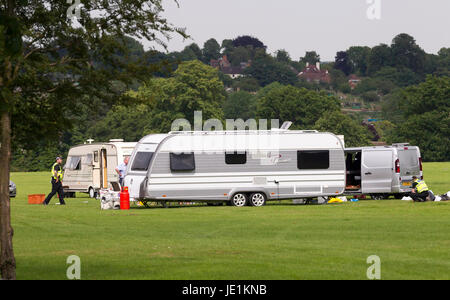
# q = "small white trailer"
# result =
<box><xmin>124</xmin><ymin>129</ymin><xmax>346</xmax><ymax>206</ymax></box>
<box><xmin>63</xmin><ymin>139</ymin><xmax>137</xmax><ymax>198</ymax></box>
<box><xmin>344</xmin><ymin>144</ymin><xmax>423</xmax><ymax>199</ymax></box>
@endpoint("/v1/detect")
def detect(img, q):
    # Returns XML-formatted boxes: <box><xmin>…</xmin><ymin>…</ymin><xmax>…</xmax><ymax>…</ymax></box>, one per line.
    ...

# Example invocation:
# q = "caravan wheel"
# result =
<box><xmin>249</xmin><ymin>193</ymin><xmax>266</xmax><ymax>207</ymax></box>
<box><xmin>88</xmin><ymin>188</ymin><xmax>97</xmax><ymax>198</ymax></box>
<box><xmin>231</xmin><ymin>193</ymin><xmax>248</xmax><ymax>207</ymax></box>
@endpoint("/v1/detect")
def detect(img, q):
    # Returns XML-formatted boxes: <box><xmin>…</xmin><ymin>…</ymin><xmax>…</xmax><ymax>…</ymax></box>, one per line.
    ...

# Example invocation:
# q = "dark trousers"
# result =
<box><xmin>410</xmin><ymin>191</ymin><xmax>429</xmax><ymax>202</ymax></box>
<box><xmin>44</xmin><ymin>178</ymin><xmax>65</xmax><ymax>204</ymax></box>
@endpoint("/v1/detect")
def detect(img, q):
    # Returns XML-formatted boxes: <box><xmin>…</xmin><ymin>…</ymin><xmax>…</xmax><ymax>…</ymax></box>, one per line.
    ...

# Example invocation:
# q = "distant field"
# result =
<box><xmin>9</xmin><ymin>162</ymin><xmax>450</xmax><ymax>280</ymax></box>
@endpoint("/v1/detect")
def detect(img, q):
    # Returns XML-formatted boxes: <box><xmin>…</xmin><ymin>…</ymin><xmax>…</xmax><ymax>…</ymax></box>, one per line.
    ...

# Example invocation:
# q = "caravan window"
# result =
<box><xmin>85</xmin><ymin>154</ymin><xmax>93</xmax><ymax>165</ymax></box>
<box><xmin>225</xmin><ymin>152</ymin><xmax>247</xmax><ymax>165</ymax></box>
<box><xmin>131</xmin><ymin>152</ymin><xmax>154</xmax><ymax>171</ymax></box>
<box><xmin>93</xmin><ymin>151</ymin><xmax>99</xmax><ymax>163</ymax></box>
<box><xmin>297</xmin><ymin>150</ymin><xmax>329</xmax><ymax>169</ymax></box>
<box><xmin>68</xmin><ymin>156</ymin><xmax>82</xmax><ymax>170</ymax></box>
<box><xmin>170</xmin><ymin>153</ymin><xmax>195</xmax><ymax>171</ymax></box>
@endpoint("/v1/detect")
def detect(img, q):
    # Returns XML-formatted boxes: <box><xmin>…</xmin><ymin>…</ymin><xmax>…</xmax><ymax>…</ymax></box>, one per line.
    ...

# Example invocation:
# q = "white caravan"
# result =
<box><xmin>63</xmin><ymin>139</ymin><xmax>137</xmax><ymax>198</ymax></box>
<box><xmin>344</xmin><ymin>144</ymin><xmax>422</xmax><ymax>199</ymax></box>
<box><xmin>124</xmin><ymin>130</ymin><xmax>346</xmax><ymax>206</ymax></box>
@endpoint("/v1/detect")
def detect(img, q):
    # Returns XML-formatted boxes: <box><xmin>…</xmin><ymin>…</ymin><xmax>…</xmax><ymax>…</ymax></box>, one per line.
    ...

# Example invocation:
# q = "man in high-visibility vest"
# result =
<box><xmin>43</xmin><ymin>157</ymin><xmax>66</xmax><ymax>205</ymax></box>
<box><xmin>410</xmin><ymin>176</ymin><xmax>429</xmax><ymax>202</ymax></box>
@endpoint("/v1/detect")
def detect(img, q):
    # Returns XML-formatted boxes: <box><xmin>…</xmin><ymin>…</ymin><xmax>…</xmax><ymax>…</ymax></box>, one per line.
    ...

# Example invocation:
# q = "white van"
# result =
<box><xmin>344</xmin><ymin>144</ymin><xmax>422</xmax><ymax>199</ymax></box>
<box><xmin>125</xmin><ymin>129</ymin><xmax>346</xmax><ymax>206</ymax></box>
<box><xmin>63</xmin><ymin>139</ymin><xmax>137</xmax><ymax>198</ymax></box>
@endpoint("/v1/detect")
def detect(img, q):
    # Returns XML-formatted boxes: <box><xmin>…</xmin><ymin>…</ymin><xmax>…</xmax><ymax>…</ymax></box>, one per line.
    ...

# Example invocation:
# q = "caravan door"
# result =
<box><xmin>361</xmin><ymin>150</ymin><xmax>393</xmax><ymax>193</ymax></box>
<box><xmin>100</xmin><ymin>148</ymin><xmax>108</xmax><ymax>188</ymax></box>
<box><xmin>92</xmin><ymin>150</ymin><xmax>101</xmax><ymax>189</ymax></box>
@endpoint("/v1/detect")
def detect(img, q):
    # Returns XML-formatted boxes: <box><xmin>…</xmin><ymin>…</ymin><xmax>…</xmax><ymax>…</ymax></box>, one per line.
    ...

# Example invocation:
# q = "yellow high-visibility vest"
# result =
<box><xmin>51</xmin><ymin>162</ymin><xmax>63</xmax><ymax>180</ymax></box>
<box><xmin>414</xmin><ymin>179</ymin><xmax>428</xmax><ymax>193</ymax></box>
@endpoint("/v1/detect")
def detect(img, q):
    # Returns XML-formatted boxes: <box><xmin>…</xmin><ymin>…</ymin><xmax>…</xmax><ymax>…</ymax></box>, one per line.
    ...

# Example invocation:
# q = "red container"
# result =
<box><xmin>28</xmin><ymin>194</ymin><xmax>45</xmax><ymax>204</ymax></box>
<box><xmin>120</xmin><ymin>187</ymin><xmax>130</xmax><ymax>210</ymax></box>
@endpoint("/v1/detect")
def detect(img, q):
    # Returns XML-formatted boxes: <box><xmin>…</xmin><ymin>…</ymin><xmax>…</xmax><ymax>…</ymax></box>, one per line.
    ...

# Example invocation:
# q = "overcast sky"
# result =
<box><xmin>145</xmin><ymin>0</ymin><xmax>450</xmax><ymax>61</ymax></box>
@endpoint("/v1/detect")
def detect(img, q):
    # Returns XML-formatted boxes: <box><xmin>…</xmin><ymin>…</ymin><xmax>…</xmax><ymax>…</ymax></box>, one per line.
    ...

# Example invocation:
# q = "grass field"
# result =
<box><xmin>9</xmin><ymin>162</ymin><xmax>450</xmax><ymax>280</ymax></box>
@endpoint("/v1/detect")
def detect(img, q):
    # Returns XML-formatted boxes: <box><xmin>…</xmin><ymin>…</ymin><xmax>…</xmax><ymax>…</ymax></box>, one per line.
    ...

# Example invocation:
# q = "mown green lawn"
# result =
<box><xmin>10</xmin><ymin>162</ymin><xmax>450</xmax><ymax>280</ymax></box>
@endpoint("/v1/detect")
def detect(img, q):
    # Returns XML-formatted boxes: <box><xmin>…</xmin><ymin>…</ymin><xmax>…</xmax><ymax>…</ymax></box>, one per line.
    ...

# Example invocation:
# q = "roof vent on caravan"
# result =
<box><xmin>280</xmin><ymin>121</ymin><xmax>292</xmax><ymax>130</ymax></box>
<box><xmin>109</xmin><ymin>139</ymin><xmax>124</xmax><ymax>142</ymax></box>
<box><xmin>271</xmin><ymin>121</ymin><xmax>293</xmax><ymax>132</ymax></box>
<box><xmin>85</xmin><ymin>138</ymin><xmax>94</xmax><ymax>144</ymax></box>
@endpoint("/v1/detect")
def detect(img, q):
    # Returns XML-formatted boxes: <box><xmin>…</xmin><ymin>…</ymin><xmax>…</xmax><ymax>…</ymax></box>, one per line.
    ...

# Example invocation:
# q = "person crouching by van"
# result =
<box><xmin>410</xmin><ymin>176</ymin><xmax>429</xmax><ymax>202</ymax></box>
<box><xmin>43</xmin><ymin>157</ymin><xmax>66</xmax><ymax>205</ymax></box>
<box><xmin>115</xmin><ymin>156</ymin><xmax>129</xmax><ymax>187</ymax></box>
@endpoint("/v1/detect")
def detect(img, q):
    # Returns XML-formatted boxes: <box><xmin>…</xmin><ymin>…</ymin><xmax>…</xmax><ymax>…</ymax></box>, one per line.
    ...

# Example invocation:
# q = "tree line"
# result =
<box><xmin>9</xmin><ymin>33</ymin><xmax>450</xmax><ymax>172</ymax></box>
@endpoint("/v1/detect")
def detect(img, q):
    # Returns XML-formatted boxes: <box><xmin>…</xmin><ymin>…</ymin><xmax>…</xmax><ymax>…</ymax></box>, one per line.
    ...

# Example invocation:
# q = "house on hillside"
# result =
<box><xmin>348</xmin><ymin>74</ymin><xmax>361</xmax><ymax>89</ymax></box>
<box><xmin>221</xmin><ymin>66</ymin><xmax>245</xmax><ymax>79</ymax></box>
<box><xmin>297</xmin><ymin>62</ymin><xmax>331</xmax><ymax>83</ymax></box>
<box><xmin>210</xmin><ymin>55</ymin><xmax>250</xmax><ymax>78</ymax></box>
<box><xmin>210</xmin><ymin>55</ymin><xmax>231</xmax><ymax>69</ymax></box>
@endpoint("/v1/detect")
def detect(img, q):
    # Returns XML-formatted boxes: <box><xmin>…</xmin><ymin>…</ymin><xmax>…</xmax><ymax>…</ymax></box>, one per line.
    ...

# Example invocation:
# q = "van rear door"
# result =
<box><xmin>361</xmin><ymin>150</ymin><xmax>393</xmax><ymax>193</ymax></box>
<box><xmin>397</xmin><ymin>147</ymin><xmax>420</xmax><ymax>187</ymax></box>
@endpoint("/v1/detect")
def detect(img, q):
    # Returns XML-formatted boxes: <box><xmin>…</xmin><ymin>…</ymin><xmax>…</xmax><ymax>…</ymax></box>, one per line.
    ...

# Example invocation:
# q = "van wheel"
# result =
<box><xmin>231</xmin><ymin>193</ymin><xmax>247</xmax><ymax>207</ymax></box>
<box><xmin>88</xmin><ymin>188</ymin><xmax>97</xmax><ymax>198</ymax></box>
<box><xmin>249</xmin><ymin>192</ymin><xmax>266</xmax><ymax>207</ymax></box>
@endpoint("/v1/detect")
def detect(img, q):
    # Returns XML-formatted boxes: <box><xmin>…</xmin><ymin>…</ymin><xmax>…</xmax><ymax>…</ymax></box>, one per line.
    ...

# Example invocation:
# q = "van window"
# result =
<box><xmin>364</xmin><ymin>151</ymin><xmax>392</xmax><ymax>168</ymax></box>
<box><xmin>170</xmin><ymin>153</ymin><xmax>195</xmax><ymax>171</ymax></box>
<box><xmin>297</xmin><ymin>150</ymin><xmax>329</xmax><ymax>169</ymax></box>
<box><xmin>93</xmin><ymin>151</ymin><xmax>99</xmax><ymax>163</ymax></box>
<box><xmin>131</xmin><ymin>152</ymin><xmax>154</xmax><ymax>171</ymax></box>
<box><xmin>398</xmin><ymin>149</ymin><xmax>419</xmax><ymax>175</ymax></box>
<box><xmin>225</xmin><ymin>152</ymin><xmax>247</xmax><ymax>165</ymax></box>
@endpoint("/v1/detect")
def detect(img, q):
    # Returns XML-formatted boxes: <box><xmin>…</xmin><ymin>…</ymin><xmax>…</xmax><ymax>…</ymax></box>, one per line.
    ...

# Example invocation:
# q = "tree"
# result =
<box><xmin>329</xmin><ymin>69</ymin><xmax>347</xmax><ymax>91</ymax></box>
<box><xmin>347</xmin><ymin>46</ymin><xmax>371</xmax><ymax>76</ymax></box>
<box><xmin>128</xmin><ymin>61</ymin><xmax>226</xmax><ymax>133</ymax></box>
<box><xmin>228</xmin><ymin>46</ymin><xmax>251</xmax><ymax>66</ymax></box>
<box><xmin>361</xmin><ymin>91</ymin><xmax>380</xmax><ymax>102</ymax></box>
<box><xmin>231</xmin><ymin>77</ymin><xmax>260</xmax><ymax>92</ymax></box>
<box><xmin>87</xmin><ymin>104</ymin><xmax>152</xmax><ymax>142</ymax></box>
<box><xmin>434</xmin><ymin>47</ymin><xmax>450</xmax><ymax>76</ymax></box>
<box><xmin>391</xmin><ymin>33</ymin><xmax>425</xmax><ymax>73</ymax></box>
<box><xmin>202</xmin><ymin>38</ymin><xmax>220</xmax><ymax>63</ymax></box>
<box><xmin>223</xmin><ymin>91</ymin><xmax>257</xmax><ymax>120</ymax></box>
<box><xmin>367</xmin><ymin>44</ymin><xmax>392</xmax><ymax>74</ymax></box>
<box><xmin>385</xmin><ymin>76</ymin><xmax>450</xmax><ymax>161</ymax></box>
<box><xmin>334</xmin><ymin>51</ymin><xmax>352</xmax><ymax>75</ymax></box>
<box><xmin>256</xmin><ymin>84</ymin><xmax>341</xmax><ymax>129</ymax></box>
<box><xmin>232</xmin><ymin>35</ymin><xmax>266</xmax><ymax>50</ymax></box>
<box><xmin>244</xmin><ymin>54</ymin><xmax>298</xmax><ymax>87</ymax></box>
<box><xmin>373</xmin><ymin>66</ymin><xmax>422</xmax><ymax>87</ymax></box>
<box><xmin>300</xmin><ymin>51</ymin><xmax>320</xmax><ymax>65</ymax></box>
<box><xmin>0</xmin><ymin>0</ymin><xmax>185</xmax><ymax>279</ymax></box>
<box><xmin>179</xmin><ymin>46</ymin><xmax>198</xmax><ymax>61</ymax></box>
<box><xmin>186</xmin><ymin>43</ymin><xmax>203</xmax><ymax>61</ymax></box>
<box><xmin>221</xmin><ymin>39</ymin><xmax>234</xmax><ymax>57</ymax></box>
<box><xmin>314</xmin><ymin>113</ymin><xmax>371</xmax><ymax>147</ymax></box>
<box><xmin>275</xmin><ymin>49</ymin><xmax>291</xmax><ymax>63</ymax></box>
